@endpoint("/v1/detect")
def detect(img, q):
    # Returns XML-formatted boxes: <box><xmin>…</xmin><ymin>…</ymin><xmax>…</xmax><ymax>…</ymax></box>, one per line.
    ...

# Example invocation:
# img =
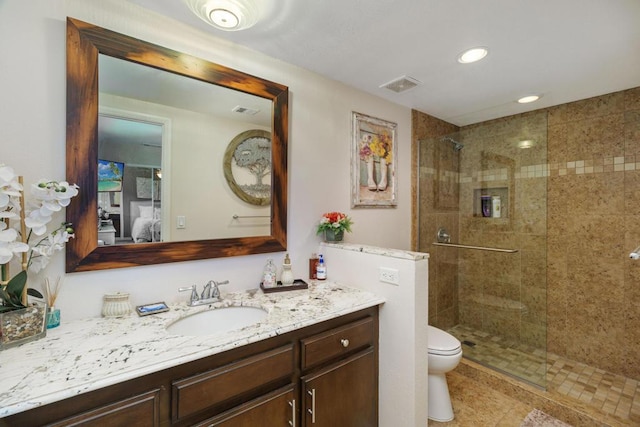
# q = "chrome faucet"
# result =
<box><xmin>178</xmin><ymin>280</ymin><xmax>229</xmax><ymax>306</ymax></box>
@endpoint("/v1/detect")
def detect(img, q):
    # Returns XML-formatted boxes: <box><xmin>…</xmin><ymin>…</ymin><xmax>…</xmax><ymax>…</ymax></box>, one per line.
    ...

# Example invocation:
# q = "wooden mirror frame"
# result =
<box><xmin>65</xmin><ymin>18</ymin><xmax>288</xmax><ymax>272</ymax></box>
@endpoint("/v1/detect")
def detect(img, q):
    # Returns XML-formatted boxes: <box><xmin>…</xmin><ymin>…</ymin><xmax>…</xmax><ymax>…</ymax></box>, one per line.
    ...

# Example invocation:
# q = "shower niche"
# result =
<box><xmin>473</xmin><ymin>187</ymin><xmax>509</xmax><ymax>218</ymax></box>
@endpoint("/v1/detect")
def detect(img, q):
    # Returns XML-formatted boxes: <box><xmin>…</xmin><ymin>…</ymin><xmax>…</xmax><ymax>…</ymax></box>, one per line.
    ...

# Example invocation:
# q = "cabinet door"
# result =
<box><xmin>302</xmin><ymin>349</ymin><xmax>377</xmax><ymax>427</ymax></box>
<box><xmin>196</xmin><ymin>385</ymin><xmax>296</xmax><ymax>427</ymax></box>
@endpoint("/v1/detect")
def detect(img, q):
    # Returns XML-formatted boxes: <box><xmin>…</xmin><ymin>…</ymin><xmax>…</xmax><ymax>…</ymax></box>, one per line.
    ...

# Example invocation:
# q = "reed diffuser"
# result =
<box><xmin>44</xmin><ymin>276</ymin><xmax>62</xmax><ymax>329</ymax></box>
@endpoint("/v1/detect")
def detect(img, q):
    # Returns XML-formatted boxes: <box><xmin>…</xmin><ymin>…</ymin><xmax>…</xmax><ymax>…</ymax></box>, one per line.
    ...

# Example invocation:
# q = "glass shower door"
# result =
<box><xmin>419</xmin><ymin>112</ymin><xmax>548</xmax><ymax>388</ymax></box>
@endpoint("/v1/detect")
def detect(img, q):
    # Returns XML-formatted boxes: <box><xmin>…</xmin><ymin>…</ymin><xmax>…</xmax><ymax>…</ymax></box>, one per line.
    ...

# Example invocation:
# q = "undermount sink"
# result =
<box><xmin>166</xmin><ymin>306</ymin><xmax>268</xmax><ymax>336</ymax></box>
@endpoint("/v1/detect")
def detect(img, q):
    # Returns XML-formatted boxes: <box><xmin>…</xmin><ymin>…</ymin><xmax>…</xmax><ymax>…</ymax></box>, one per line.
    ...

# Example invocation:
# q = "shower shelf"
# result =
<box><xmin>473</xmin><ymin>187</ymin><xmax>509</xmax><ymax>218</ymax></box>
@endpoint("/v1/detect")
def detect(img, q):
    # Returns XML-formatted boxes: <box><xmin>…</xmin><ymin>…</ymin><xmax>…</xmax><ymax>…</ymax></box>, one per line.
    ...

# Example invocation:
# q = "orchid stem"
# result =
<box><xmin>18</xmin><ymin>176</ymin><xmax>27</xmax><ymax>306</ymax></box>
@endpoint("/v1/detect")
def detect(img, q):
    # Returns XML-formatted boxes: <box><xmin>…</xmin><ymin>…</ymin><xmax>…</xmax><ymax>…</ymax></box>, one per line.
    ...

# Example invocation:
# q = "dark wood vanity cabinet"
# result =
<box><xmin>3</xmin><ymin>307</ymin><xmax>378</xmax><ymax>427</ymax></box>
<box><xmin>300</xmin><ymin>316</ymin><xmax>377</xmax><ymax>426</ymax></box>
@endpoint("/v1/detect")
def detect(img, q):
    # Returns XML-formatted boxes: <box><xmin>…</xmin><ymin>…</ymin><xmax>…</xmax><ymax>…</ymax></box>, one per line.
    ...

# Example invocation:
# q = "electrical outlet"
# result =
<box><xmin>379</xmin><ymin>267</ymin><xmax>399</xmax><ymax>285</ymax></box>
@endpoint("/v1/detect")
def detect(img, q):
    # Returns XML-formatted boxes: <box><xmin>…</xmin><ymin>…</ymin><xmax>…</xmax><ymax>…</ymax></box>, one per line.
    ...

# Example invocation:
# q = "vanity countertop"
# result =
<box><xmin>0</xmin><ymin>281</ymin><xmax>384</xmax><ymax>418</ymax></box>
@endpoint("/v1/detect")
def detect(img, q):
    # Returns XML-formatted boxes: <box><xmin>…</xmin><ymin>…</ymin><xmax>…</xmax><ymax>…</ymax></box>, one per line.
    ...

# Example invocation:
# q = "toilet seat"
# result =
<box><xmin>428</xmin><ymin>326</ymin><xmax>462</xmax><ymax>356</ymax></box>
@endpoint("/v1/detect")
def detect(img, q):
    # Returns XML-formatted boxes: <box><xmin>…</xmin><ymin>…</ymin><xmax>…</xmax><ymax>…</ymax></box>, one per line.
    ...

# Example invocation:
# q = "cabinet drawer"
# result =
<box><xmin>195</xmin><ymin>385</ymin><xmax>296</xmax><ymax>427</ymax></box>
<box><xmin>172</xmin><ymin>344</ymin><xmax>294</xmax><ymax>423</ymax></box>
<box><xmin>301</xmin><ymin>317</ymin><xmax>374</xmax><ymax>370</ymax></box>
<box><xmin>49</xmin><ymin>388</ymin><xmax>161</xmax><ymax>427</ymax></box>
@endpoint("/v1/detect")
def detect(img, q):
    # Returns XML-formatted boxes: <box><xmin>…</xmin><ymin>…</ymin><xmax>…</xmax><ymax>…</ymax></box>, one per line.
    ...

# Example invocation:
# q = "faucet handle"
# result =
<box><xmin>178</xmin><ymin>285</ymin><xmax>199</xmax><ymax>303</ymax></box>
<box><xmin>210</xmin><ymin>280</ymin><xmax>229</xmax><ymax>299</ymax></box>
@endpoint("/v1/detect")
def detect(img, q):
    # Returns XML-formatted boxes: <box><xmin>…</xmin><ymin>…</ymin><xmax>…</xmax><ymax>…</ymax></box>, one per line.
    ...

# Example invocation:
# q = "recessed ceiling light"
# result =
<box><xmin>457</xmin><ymin>47</ymin><xmax>489</xmax><ymax>64</ymax></box>
<box><xmin>517</xmin><ymin>95</ymin><xmax>541</xmax><ymax>104</ymax></box>
<box><xmin>184</xmin><ymin>0</ymin><xmax>259</xmax><ymax>31</ymax></box>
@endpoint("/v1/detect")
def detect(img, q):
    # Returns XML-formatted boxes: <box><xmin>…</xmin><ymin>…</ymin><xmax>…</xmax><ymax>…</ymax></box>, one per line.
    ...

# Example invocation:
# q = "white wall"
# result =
<box><xmin>0</xmin><ymin>0</ymin><xmax>412</xmax><ymax>320</ymax></box>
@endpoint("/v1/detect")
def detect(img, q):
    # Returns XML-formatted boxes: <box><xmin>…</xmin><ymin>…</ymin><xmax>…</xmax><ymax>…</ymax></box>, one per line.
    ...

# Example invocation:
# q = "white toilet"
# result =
<box><xmin>427</xmin><ymin>325</ymin><xmax>463</xmax><ymax>422</ymax></box>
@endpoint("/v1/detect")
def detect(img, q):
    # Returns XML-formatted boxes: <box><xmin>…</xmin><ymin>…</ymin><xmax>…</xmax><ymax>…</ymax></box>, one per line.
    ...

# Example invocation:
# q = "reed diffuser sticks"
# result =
<box><xmin>44</xmin><ymin>276</ymin><xmax>62</xmax><ymax>308</ymax></box>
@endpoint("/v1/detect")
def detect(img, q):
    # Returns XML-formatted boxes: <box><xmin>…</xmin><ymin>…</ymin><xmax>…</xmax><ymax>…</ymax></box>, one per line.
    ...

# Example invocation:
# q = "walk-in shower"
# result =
<box><xmin>417</xmin><ymin>112</ymin><xmax>548</xmax><ymax>388</ymax></box>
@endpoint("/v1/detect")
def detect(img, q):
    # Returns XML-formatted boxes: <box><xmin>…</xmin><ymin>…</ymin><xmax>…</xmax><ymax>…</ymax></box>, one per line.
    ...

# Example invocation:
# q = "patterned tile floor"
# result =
<box><xmin>448</xmin><ymin>325</ymin><xmax>640</xmax><ymax>424</ymax></box>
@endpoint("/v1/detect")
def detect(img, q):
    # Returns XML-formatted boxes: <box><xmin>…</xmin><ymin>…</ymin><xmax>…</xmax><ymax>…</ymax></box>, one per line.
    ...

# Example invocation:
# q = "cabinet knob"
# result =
<box><xmin>340</xmin><ymin>338</ymin><xmax>350</xmax><ymax>348</ymax></box>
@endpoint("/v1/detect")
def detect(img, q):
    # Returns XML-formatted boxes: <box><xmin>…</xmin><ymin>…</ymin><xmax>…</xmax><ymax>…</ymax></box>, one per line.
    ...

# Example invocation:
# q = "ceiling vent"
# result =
<box><xmin>232</xmin><ymin>105</ymin><xmax>259</xmax><ymax>115</ymax></box>
<box><xmin>379</xmin><ymin>75</ymin><xmax>421</xmax><ymax>93</ymax></box>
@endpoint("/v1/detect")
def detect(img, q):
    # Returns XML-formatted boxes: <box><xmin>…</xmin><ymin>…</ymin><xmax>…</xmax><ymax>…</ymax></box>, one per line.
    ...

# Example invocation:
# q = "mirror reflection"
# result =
<box><xmin>97</xmin><ymin>55</ymin><xmax>272</xmax><ymax>246</ymax></box>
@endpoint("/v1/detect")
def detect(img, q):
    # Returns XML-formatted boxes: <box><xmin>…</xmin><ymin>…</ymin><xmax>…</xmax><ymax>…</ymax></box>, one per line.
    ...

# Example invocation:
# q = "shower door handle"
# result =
<box><xmin>432</xmin><ymin>242</ymin><xmax>518</xmax><ymax>253</ymax></box>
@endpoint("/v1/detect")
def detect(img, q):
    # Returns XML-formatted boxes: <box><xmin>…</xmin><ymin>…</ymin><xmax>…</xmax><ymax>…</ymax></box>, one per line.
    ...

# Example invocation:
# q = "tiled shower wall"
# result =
<box><xmin>546</xmin><ymin>87</ymin><xmax>640</xmax><ymax>380</ymax></box>
<box><xmin>412</xmin><ymin>86</ymin><xmax>640</xmax><ymax>381</ymax></box>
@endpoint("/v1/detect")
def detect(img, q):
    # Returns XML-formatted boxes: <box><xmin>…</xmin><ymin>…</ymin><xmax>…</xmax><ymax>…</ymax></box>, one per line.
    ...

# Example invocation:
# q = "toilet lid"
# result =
<box><xmin>428</xmin><ymin>326</ymin><xmax>462</xmax><ymax>356</ymax></box>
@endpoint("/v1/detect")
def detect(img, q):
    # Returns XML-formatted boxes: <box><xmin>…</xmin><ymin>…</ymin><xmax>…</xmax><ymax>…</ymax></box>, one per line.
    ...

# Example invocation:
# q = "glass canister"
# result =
<box><xmin>102</xmin><ymin>292</ymin><xmax>132</xmax><ymax>318</ymax></box>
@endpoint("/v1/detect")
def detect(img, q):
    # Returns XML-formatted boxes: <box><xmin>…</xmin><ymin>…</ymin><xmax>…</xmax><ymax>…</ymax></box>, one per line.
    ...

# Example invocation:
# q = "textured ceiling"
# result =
<box><xmin>128</xmin><ymin>0</ymin><xmax>640</xmax><ymax>126</ymax></box>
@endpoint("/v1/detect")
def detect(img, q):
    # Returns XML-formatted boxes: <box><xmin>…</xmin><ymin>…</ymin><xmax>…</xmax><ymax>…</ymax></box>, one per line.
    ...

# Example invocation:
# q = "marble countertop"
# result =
<box><xmin>0</xmin><ymin>281</ymin><xmax>384</xmax><ymax>418</ymax></box>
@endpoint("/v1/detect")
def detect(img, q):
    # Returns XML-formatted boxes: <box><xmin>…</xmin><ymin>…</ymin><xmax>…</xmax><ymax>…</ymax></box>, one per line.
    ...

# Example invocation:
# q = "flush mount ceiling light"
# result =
<box><xmin>517</xmin><ymin>95</ymin><xmax>541</xmax><ymax>104</ymax></box>
<box><xmin>184</xmin><ymin>0</ymin><xmax>259</xmax><ymax>31</ymax></box>
<box><xmin>380</xmin><ymin>75</ymin><xmax>422</xmax><ymax>93</ymax></box>
<box><xmin>457</xmin><ymin>47</ymin><xmax>489</xmax><ymax>64</ymax></box>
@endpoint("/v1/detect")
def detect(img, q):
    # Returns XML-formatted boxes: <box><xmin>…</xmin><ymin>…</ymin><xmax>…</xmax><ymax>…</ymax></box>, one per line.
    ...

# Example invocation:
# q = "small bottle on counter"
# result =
<box><xmin>309</xmin><ymin>253</ymin><xmax>319</xmax><ymax>280</ymax></box>
<box><xmin>316</xmin><ymin>254</ymin><xmax>327</xmax><ymax>281</ymax></box>
<box><xmin>262</xmin><ymin>258</ymin><xmax>277</xmax><ymax>288</ymax></box>
<box><xmin>281</xmin><ymin>253</ymin><xmax>294</xmax><ymax>286</ymax></box>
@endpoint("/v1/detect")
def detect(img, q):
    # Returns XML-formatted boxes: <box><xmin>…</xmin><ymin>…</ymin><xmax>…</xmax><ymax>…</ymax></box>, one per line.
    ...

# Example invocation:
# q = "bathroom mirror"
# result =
<box><xmin>66</xmin><ymin>18</ymin><xmax>288</xmax><ymax>272</ymax></box>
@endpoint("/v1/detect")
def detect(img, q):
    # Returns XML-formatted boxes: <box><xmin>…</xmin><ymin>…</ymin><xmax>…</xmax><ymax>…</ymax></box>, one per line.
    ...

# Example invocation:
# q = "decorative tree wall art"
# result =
<box><xmin>223</xmin><ymin>129</ymin><xmax>272</xmax><ymax>206</ymax></box>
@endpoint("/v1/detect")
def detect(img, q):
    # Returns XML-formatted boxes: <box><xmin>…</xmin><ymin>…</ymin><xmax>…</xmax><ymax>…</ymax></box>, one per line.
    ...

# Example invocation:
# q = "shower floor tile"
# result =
<box><xmin>448</xmin><ymin>325</ymin><xmax>640</xmax><ymax>425</ymax></box>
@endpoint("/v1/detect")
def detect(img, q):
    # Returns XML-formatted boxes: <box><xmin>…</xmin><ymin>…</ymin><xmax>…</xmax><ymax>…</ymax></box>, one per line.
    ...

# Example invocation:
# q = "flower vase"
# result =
<box><xmin>0</xmin><ymin>302</ymin><xmax>47</xmax><ymax>349</ymax></box>
<box><xmin>324</xmin><ymin>229</ymin><xmax>344</xmax><ymax>242</ymax></box>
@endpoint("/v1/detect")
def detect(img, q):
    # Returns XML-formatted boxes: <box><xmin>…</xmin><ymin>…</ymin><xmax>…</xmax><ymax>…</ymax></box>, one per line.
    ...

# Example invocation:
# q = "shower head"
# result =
<box><xmin>440</xmin><ymin>136</ymin><xmax>464</xmax><ymax>151</ymax></box>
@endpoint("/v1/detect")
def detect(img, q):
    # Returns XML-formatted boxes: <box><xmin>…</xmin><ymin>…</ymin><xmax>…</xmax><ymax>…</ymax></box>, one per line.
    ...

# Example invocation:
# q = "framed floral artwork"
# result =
<box><xmin>351</xmin><ymin>112</ymin><xmax>398</xmax><ymax>208</ymax></box>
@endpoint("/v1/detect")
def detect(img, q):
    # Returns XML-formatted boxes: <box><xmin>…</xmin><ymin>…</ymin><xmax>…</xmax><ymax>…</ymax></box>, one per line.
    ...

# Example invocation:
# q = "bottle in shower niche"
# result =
<box><xmin>481</xmin><ymin>195</ymin><xmax>492</xmax><ymax>217</ymax></box>
<box><xmin>262</xmin><ymin>258</ymin><xmax>277</xmax><ymax>288</ymax></box>
<box><xmin>316</xmin><ymin>254</ymin><xmax>327</xmax><ymax>281</ymax></box>
<box><xmin>491</xmin><ymin>195</ymin><xmax>501</xmax><ymax>218</ymax></box>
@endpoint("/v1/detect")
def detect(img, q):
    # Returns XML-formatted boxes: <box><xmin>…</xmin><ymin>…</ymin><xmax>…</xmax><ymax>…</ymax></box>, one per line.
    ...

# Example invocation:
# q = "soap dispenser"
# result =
<box><xmin>281</xmin><ymin>253</ymin><xmax>294</xmax><ymax>286</ymax></box>
<box><xmin>262</xmin><ymin>258</ymin><xmax>277</xmax><ymax>288</ymax></box>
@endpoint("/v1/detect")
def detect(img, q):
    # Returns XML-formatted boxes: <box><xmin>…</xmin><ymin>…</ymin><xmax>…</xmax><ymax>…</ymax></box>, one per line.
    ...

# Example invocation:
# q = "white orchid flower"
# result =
<box><xmin>0</xmin><ymin>165</ymin><xmax>22</xmax><ymax>210</ymax></box>
<box><xmin>28</xmin><ymin>227</ymin><xmax>74</xmax><ymax>273</ymax></box>
<box><xmin>0</xmin><ymin>165</ymin><xmax>79</xmax><ymax>283</ymax></box>
<box><xmin>31</xmin><ymin>180</ymin><xmax>79</xmax><ymax>207</ymax></box>
<box><xmin>0</xmin><ymin>242</ymin><xmax>29</xmax><ymax>264</ymax></box>
<box><xmin>0</xmin><ymin>222</ymin><xmax>28</xmax><ymax>263</ymax></box>
<box><xmin>24</xmin><ymin>209</ymin><xmax>53</xmax><ymax>236</ymax></box>
<box><xmin>28</xmin><ymin>253</ymin><xmax>50</xmax><ymax>273</ymax></box>
<box><xmin>0</xmin><ymin>222</ymin><xmax>18</xmax><ymax>242</ymax></box>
